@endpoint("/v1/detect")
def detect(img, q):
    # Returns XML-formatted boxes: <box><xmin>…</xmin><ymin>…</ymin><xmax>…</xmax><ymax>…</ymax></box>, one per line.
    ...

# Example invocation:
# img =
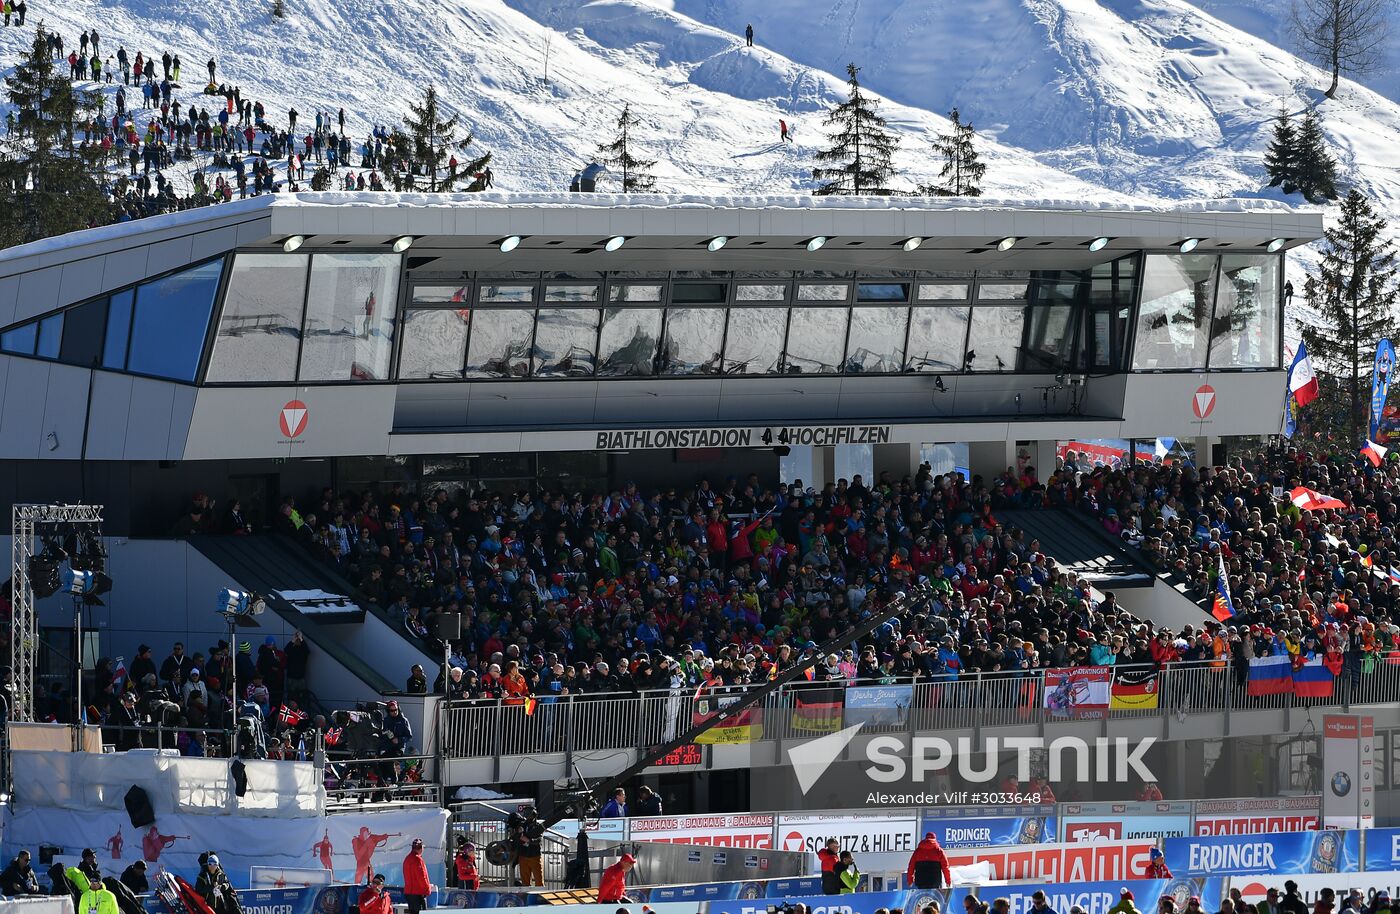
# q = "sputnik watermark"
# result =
<box><xmin>785</xmin><ymin>723</ymin><xmax>1158</xmax><ymax>797</ymax></box>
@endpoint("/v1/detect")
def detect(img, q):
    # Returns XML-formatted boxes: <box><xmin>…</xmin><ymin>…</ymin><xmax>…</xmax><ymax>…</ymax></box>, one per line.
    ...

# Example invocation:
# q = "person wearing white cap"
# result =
<box><xmin>195</xmin><ymin>854</ymin><xmax>238</xmax><ymax>914</ymax></box>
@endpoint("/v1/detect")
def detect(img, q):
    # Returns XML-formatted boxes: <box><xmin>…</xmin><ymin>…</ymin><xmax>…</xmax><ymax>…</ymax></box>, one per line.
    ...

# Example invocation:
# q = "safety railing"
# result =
<box><xmin>325</xmin><ymin>752</ymin><xmax>440</xmax><ymax>808</ymax></box>
<box><xmin>439</xmin><ymin>657</ymin><xmax>1400</xmax><ymax>762</ymax></box>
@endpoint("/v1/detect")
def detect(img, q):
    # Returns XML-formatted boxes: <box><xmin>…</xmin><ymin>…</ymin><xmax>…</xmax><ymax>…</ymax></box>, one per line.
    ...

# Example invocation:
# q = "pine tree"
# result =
<box><xmin>813</xmin><ymin>64</ymin><xmax>899</xmax><ymax>195</ymax></box>
<box><xmin>0</xmin><ymin>24</ymin><xmax>110</xmax><ymax>248</ymax></box>
<box><xmin>271</xmin><ymin>0</ymin><xmax>287</xmax><ymax>18</ymax></box>
<box><xmin>402</xmin><ymin>86</ymin><xmax>491</xmax><ymax>193</ymax></box>
<box><xmin>1299</xmin><ymin>190</ymin><xmax>1400</xmax><ymax>442</ymax></box>
<box><xmin>1294</xmin><ymin>108</ymin><xmax>1339</xmax><ymax>204</ymax></box>
<box><xmin>596</xmin><ymin>104</ymin><xmax>656</xmax><ymax>193</ymax></box>
<box><xmin>1263</xmin><ymin>105</ymin><xmax>1299</xmax><ymax>194</ymax></box>
<box><xmin>921</xmin><ymin>107</ymin><xmax>985</xmax><ymax>197</ymax></box>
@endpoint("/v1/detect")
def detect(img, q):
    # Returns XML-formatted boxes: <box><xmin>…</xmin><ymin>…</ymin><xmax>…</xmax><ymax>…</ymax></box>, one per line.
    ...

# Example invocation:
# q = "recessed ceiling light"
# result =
<box><xmin>805</xmin><ymin>236</ymin><xmax>827</xmax><ymax>252</ymax></box>
<box><xmin>1179</xmin><ymin>238</ymin><xmax>1201</xmax><ymax>253</ymax></box>
<box><xmin>902</xmin><ymin>237</ymin><xmax>923</xmax><ymax>252</ymax></box>
<box><xmin>391</xmin><ymin>235</ymin><xmax>415</xmax><ymax>252</ymax></box>
<box><xmin>996</xmin><ymin>236</ymin><xmax>1017</xmax><ymax>251</ymax></box>
<box><xmin>282</xmin><ymin>235</ymin><xmax>305</xmax><ymax>253</ymax></box>
<box><xmin>1088</xmin><ymin>236</ymin><xmax>1111</xmax><ymax>252</ymax></box>
<box><xmin>1266</xmin><ymin>237</ymin><xmax>1288</xmax><ymax>253</ymax></box>
<box><xmin>605</xmin><ymin>236</ymin><xmax>627</xmax><ymax>252</ymax></box>
<box><xmin>707</xmin><ymin>236</ymin><xmax>729</xmax><ymax>252</ymax></box>
<box><xmin>499</xmin><ymin>235</ymin><xmax>522</xmax><ymax>253</ymax></box>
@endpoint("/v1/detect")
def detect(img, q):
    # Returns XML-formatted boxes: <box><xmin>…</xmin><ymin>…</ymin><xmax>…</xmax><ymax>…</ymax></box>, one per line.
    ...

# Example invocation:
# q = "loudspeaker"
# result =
<box><xmin>124</xmin><ymin>785</ymin><xmax>155</xmax><ymax>828</ymax></box>
<box><xmin>230</xmin><ymin>759</ymin><xmax>247</xmax><ymax>797</ymax></box>
<box><xmin>437</xmin><ymin>613</ymin><xmax>462</xmax><ymax>640</ymax></box>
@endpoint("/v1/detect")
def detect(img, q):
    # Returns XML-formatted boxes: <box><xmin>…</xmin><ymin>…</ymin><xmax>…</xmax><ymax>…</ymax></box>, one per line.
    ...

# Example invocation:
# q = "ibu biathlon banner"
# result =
<box><xmin>920</xmin><ymin>807</ymin><xmax>1057</xmax><ymax>847</ymax></box>
<box><xmin>1163</xmin><ymin>830</ymin><xmax>1360</xmax><ymax>876</ymax></box>
<box><xmin>4</xmin><ymin>804</ymin><xmax>449</xmax><ymax>888</ymax></box>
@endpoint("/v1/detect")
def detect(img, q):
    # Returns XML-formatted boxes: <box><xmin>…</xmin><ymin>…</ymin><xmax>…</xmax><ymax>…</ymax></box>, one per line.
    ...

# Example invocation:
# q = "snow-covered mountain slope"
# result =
<box><xmin>0</xmin><ymin>0</ymin><xmax>1144</xmax><ymax>203</ymax></box>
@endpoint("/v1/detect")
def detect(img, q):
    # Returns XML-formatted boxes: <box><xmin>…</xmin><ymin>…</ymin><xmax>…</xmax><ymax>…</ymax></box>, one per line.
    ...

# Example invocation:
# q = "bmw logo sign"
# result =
<box><xmin>1331</xmin><ymin>771</ymin><xmax>1353</xmax><ymax>797</ymax></box>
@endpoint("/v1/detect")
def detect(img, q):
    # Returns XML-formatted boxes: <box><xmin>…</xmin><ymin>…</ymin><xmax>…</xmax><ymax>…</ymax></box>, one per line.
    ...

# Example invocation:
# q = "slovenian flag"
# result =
<box><xmin>1293</xmin><ymin>654</ymin><xmax>1335</xmax><ymax>698</ymax></box>
<box><xmin>1246</xmin><ymin>655</ymin><xmax>1294</xmax><ymax>696</ymax></box>
<box><xmin>1289</xmin><ymin>341</ymin><xmax>1320</xmax><ymax>406</ymax></box>
<box><xmin>1363</xmin><ymin>439</ymin><xmax>1389</xmax><ymax>467</ymax></box>
<box><xmin>1212</xmin><ymin>554</ymin><xmax>1236</xmax><ymax>622</ymax></box>
<box><xmin>1290</xmin><ymin>486</ymin><xmax>1347</xmax><ymax>512</ymax></box>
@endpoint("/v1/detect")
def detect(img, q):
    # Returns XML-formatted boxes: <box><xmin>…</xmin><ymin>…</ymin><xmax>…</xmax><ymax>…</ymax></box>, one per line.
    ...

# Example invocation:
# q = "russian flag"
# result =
<box><xmin>1289</xmin><ymin>341</ymin><xmax>1320</xmax><ymax>407</ymax></box>
<box><xmin>1290</xmin><ymin>486</ymin><xmax>1347</xmax><ymax>512</ymax></box>
<box><xmin>1363</xmin><ymin>439</ymin><xmax>1389</xmax><ymax>467</ymax></box>
<box><xmin>1247</xmin><ymin>655</ymin><xmax>1294</xmax><ymax>696</ymax></box>
<box><xmin>1212</xmin><ymin>554</ymin><xmax>1236</xmax><ymax>622</ymax></box>
<box><xmin>1293</xmin><ymin>654</ymin><xmax>1335</xmax><ymax>698</ymax></box>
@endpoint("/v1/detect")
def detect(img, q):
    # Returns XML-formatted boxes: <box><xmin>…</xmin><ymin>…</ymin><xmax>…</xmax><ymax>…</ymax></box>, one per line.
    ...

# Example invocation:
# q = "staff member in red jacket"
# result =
<box><xmin>402</xmin><ymin>838</ymin><xmax>433</xmax><ymax>914</ymax></box>
<box><xmin>906</xmin><ymin>833</ymin><xmax>952</xmax><ymax>890</ymax></box>
<box><xmin>818</xmin><ymin>838</ymin><xmax>842</xmax><ymax>895</ymax></box>
<box><xmin>358</xmin><ymin>872</ymin><xmax>392</xmax><ymax>914</ymax></box>
<box><xmin>598</xmin><ymin>853</ymin><xmax>635</xmax><ymax>903</ymax></box>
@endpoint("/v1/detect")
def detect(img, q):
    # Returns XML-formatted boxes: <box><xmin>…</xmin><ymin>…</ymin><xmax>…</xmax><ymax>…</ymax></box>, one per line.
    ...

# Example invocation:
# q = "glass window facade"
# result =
<box><xmin>59</xmin><ymin>297</ymin><xmax>107</xmax><ymax>367</ymax></box>
<box><xmin>723</xmin><ymin>308</ymin><xmax>787</xmax><ymax>374</ymax></box>
<box><xmin>36</xmin><ymin>314</ymin><xmax>62</xmax><ymax>359</ymax></box>
<box><xmin>783</xmin><ymin>306</ymin><xmax>848</xmax><ymax>374</ymax></box>
<box><xmin>399</xmin><ymin>308</ymin><xmax>469</xmax><ymax>379</ymax></box>
<box><xmin>906</xmin><ymin>306</ymin><xmax>969</xmax><ymax>372</ymax></box>
<box><xmin>1132</xmin><ymin>254</ymin><xmax>1218</xmax><ymax>370</ymax></box>
<box><xmin>1211</xmin><ymin>255</ymin><xmax>1281</xmax><ymax>368</ymax></box>
<box><xmin>598</xmin><ymin>308</ymin><xmax>662</xmax><ymax>377</ymax></box>
<box><xmin>845</xmin><ymin>307</ymin><xmax>908</xmax><ymax>372</ymax></box>
<box><xmin>465</xmin><ymin>309</ymin><xmax>534</xmax><ymax>378</ymax></box>
<box><xmin>533</xmin><ymin>308</ymin><xmax>600</xmax><ymax>377</ymax></box>
<box><xmin>300</xmin><ymin>253</ymin><xmax>400</xmax><ymax>381</ymax></box>
<box><xmin>918</xmin><ymin>283</ymin><xmax>970</xmax><ymax>302</ymax></box>
<box><xmin>1</xmin><ymin>323</ymin><xmax>37</xmax><ymax>355</ymax></box>
<box><xmin>966</xmin><ymin>307</ymin><xmax>1023</xmax><ymax>371</ymax></box>
<box><xmin>660</xmin><ymin>308</ymin><xmax>725</xmax><ymax>375</ymax></box>
<box><xmin>207</xmin><ymin>253</ymin><xmax>308</xmax><ymax>382</ymax></box>
<box><xmin>127</xmin><ymin>259</ymin><xmax>223</xmax><ymax>381</ymax></box>
<box><xmin>103</xmin><ymin>290</ymin><xmax>134</xmax><ymax>369</ymax></box>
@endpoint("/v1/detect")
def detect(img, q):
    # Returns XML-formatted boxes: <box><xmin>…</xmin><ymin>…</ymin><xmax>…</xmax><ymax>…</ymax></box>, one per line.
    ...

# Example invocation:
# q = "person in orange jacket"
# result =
<box><xmin>598</xmin><ymin>853</ymin><xmax>635</xmax><ymax>903</ymax></box>
<box><xmin>818</xmin><ymin>838</ymin><xmax>841</xmax><ymax>895</ymax></box>
<box><xmin>358</xmin><ymin>871</ymin><xmax>392</xmax><ymax>914</ymax></box>
<box><xmin>402</xmin><ymin>838</ymin><xmax>433</xmax><ymax>914</ymax></box>
<box><xmin>907</xmin><ymin>832</ymin><xmax>951</xmax><ymax>890</ymax></box>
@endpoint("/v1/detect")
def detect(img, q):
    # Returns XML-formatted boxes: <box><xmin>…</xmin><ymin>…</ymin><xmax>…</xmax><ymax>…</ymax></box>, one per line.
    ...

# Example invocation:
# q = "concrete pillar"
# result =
<box><xmin>1193</xmin><ymin>436</ymin><xmax>1221</xmax><ymax>468</ymax></box>
<box><xmin>874</xmin><ymin>442</ymin><xmax>920</xmax><ymax>483</ymax></box>
<box><xmin>968</xmin><ymin>440</ymin><xmax>1015</xmax><ymax>484</ymax></box>
<box><xmin>1029</xmin><ymin>440</ymin><xmax>1059</xmax><ymax>478</ymax></box>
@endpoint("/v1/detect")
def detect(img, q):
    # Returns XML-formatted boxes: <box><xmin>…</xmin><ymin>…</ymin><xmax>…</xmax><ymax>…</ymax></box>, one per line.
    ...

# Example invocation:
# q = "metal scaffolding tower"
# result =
<box><xmin>9</xmin><ymin>504</ymin><xmax>105</xmax><ymax>722</ymax></box>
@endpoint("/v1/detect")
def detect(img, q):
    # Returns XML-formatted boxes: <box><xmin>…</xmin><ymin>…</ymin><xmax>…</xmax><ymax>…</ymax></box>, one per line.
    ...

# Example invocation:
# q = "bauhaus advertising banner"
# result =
<box><xmin>1163</xmin><ymin>829</ymin><xmax>1360</xmax><ymax>876</ymax></box>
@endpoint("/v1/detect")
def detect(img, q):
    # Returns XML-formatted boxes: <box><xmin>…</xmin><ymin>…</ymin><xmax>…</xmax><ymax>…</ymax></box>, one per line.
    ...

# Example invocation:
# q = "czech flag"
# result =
<box><xmin>1363</xmin><ymin>439</ymin><xmax>1389</xmax><ymax>467</ymax></box>
<box><xmin>1293</xmin><ymin>654</ymin><xmax>1335</xmax><ymax>698</ymax></box>
<box><xmin>1289</xmin><ymin>486</ymin><xmax>1347</xmax><ymax>512</ymax></box>
<box><xmin>1212</xmin><ymin>554</ymin><xmax>1236</xmax><ymax>622</ymax></box>
<box><xmin>1246</xmin><ymin>655</ymin><xmax>1294</xmax><ymax>696</ymax></box>
<box><xmin>1289</xmin><ymin>341</ymin><xmax>1320</xmax><ymax>406</ymax></box>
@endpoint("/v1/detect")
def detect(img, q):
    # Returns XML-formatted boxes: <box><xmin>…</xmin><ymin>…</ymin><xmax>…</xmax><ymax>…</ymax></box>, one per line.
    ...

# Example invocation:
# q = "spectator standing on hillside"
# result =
<box><xmin>744</xmin><ymin>23</ymin><xmax>753</xmax><ymax>46</ymax></box>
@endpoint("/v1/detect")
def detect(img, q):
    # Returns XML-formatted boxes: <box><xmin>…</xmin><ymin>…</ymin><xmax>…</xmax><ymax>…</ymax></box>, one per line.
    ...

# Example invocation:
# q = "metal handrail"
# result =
<box><xmin>438</xmin><ymin>657</ymin><xmax>1400</xmax><ymax>761</ymax></box>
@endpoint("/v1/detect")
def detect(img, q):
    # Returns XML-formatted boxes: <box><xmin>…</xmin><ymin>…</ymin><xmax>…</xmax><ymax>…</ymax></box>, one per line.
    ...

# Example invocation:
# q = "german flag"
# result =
<box><xmin>1109</xmin><ymin>669</ymin><xmax>1159</xmax><ymax>709</ymax></box>
<box><xmin>692</xmin><ymin>687</ymin><xmax>764</xmax><ymax>744</ymax></box>
<box><xmin>792</xmin><ymin>687</ymin><xmax>844</xmax><ymax>734</ymax></box>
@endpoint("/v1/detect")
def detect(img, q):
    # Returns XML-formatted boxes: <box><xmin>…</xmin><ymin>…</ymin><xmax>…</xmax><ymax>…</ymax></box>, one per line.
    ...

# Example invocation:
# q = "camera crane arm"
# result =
<box><xmin>540</xmin><ymin>585</ymin><xmax>930</xmax><ymax>831</ymax></box>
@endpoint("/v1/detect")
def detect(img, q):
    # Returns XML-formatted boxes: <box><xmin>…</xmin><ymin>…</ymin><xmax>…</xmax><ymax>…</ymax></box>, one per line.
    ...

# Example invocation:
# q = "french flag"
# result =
<box><xmin>1363</xmin><ymin>439</ymin><xmax>1389</xmax><ymax>467</ymax></box>
<box><xmin>1289</xmin><ymin>342</ymin><xmax>1320</xmax><ymax>407</ymax></box>
<box><xmin>1289</xmin><ymin>486</ymin><xmax>1347</xmax><ymax>512</ymax></box>
<box><xmin>1247</xmin><ymin>655</ymin><xmax>1294</xmax><ymax>696</ymax></box>
<box><xmin>1293</xmin><ymin>654</ymin><xmax>1335</xmax><ymax>698</ymax></box>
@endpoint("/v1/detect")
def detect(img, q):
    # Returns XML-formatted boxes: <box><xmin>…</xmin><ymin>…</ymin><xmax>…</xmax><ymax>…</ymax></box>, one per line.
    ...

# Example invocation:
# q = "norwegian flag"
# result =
<box><xmin>1289</xmin><ymin>486</ymin><xmax>1347</xmax><ymax>512</ymax></box>
<box><xmin>278</xmin><ymin>705</ymin><xmax>308</xmax><ymax>727</ymax></box>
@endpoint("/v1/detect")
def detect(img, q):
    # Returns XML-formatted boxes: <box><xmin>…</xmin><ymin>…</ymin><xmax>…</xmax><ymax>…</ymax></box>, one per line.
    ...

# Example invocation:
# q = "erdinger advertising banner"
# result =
<box><xmin>777</xmin><ymin>813</ymin><xmax>918</xmax><ymax>855</ymax></box>
<box><xmin>1323</xmin><ymin>714</ymin><xmax>1375</xmax><ymax>829</ymax></box>
<box><xmin>1062</xmin><ymin>801</ymin><xmax>1194</xmax><ymax>842</ymax></box>
<box><xmin>920</xmin><ymin>807</ymin><xmax>1057</xmax><ymax>848</ymax></box>
<box><xmin>1191</xmin><ymin>796</ymin><xmax>1321</xmax><ymax>835</ymax></box>
<box><xmin>1362</xmin><ymin>828</ymin><xmax>1400</xmax><ymax>870</ymax></box>
<box><xmin>1233</xmin><ymin>874</ymin><xmax>1400</xmax><ymax>906</ymax></box>
<box><xmin>944</xmin><ymin>839</ymin><xmax>1156</xmax><ymax>881</ymax></box>
<box><xmin>4</xmin><ymin>805</ymin><xmax>450</xmax><ymax>886</ymax></box>
<box><xmin>947</xmin><ymin>879</ymin><xmax>1230</xmax><ymax>914</ymax></box>
<box><xmin>628</xmin><ymin>814</ymin><xmax>775</xmax><ymax>848</ymax></box>
<box><xmin>1163</xmin><ymin>830</ymin><xmax>1360</xmax><ymax>876</ymax></box>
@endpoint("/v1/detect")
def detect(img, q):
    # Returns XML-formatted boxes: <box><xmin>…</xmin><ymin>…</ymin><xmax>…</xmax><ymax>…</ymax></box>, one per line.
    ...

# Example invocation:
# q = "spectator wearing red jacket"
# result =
<box><xmin>1145</xmin><ymin>848</ymin><xmax>1171</xmax><ymax>879</ymax></box>
<box><xmin>907</xmin><ymin>833</ymin><xmax>951</xmax><ymax>890</ymax></box>
<box><xmin>358</xmin><ymin>873</ymin><xmax>392</xmax><ymax>914</ymax></box>
<box><xmin>402</xmin><ymin>838</ymin><xmax>432</xmax><ymax>914</ymax></box>
<box><xmin>597</xmin><ymin>853</ymin><xmax>634</xmax><ymax>903</ymax></box>
<box><xmin>818</xmin><ymin>838</ymin><xmax>841</xmax><ymax>895</ymax></box>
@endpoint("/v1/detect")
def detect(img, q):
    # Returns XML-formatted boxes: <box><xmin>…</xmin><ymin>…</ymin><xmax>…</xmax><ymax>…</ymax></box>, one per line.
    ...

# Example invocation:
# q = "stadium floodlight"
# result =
<box><xmin>61</xmin><ymin>568</ymin><xmax>95</xmax><ymax>596</ymax></box>
<box><xmin>391</xmin><ymin>235</ymin><xmax>416</xmax><ymax>253</ymax></box>
<box><xmin>500</xmin><ymin>235</ymin><xmax>523</xmax><ymax>253</ymax></box>
<box><xmin>902</xmin><ymin>237</ymin><xmax>923</xmax><ymax>252</ymax></box>
<box><xmin>605</xmin><ymin>235</ymin><xmax>627</xmax><ymax>252</ymax></box>
<box><xmin>707</xmin><ymin>236</ymin><xmax>729</xmax><ymax>252</ymax></box>
<box><xmin>282</xmin><ymin>235</ymin><xmax>305</xmax><ymax>253</ymax></box>
<box><xmin>216</xmin><ymin>588</ymin><xmax>265</xmax><ymax>618</ymax></box>
<box><xmin>1088</xmin><ymin>236</ymin><xmax>1111</xmax><ymax>252</ymax></box>
<box><xmin>1266</xmin><ymin>237</ymin><xmax>1288</xmax><ymax>253</ymax></box>
<box><xmin>805</xmin><ymin>236</ymin><xmax>827</xmax><ymax>252</ymax></box>
<box><xmin>1179</xmin><ymin>238</ymin><xmax>1201</xmax><ymax>253</ymax></box>
<box><xmin>996</xmin><ymin>236</ymin><xmax>1017</xmax><ymax>251</ymax></box>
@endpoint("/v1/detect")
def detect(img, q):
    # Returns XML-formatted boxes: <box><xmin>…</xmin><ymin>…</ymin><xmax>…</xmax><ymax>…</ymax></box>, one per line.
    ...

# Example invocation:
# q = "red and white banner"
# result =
<box><xmin>945</xmin><ymin>839</ymin><xmax>1156</xmax><ymax>882</ymax></box>
<box><xmin>776</xmin><ymin>814</ymin><xmax>918</xmax><ymax>856</ymax></box>
<box><xmin>1191</xmin><ymin>796</ymin><xmax>1321</xmax><ymax>836</ymax></box>
<box><xmin>627</xmin><ymin>813</ymin><xmax>775</xmax><ymax>848</ymax></box>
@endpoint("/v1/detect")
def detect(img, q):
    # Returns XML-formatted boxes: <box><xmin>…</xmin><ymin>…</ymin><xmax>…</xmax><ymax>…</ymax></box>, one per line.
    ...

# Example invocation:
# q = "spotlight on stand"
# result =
<box><xmin>27</xmin><ymin>554</ymin><xmax>61</xmax><ymax>599</ymax></box>
<box><xmin>216</xmin><ymin>589</ymin><xmax>265</xmax><ymax>625</ymax></box>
